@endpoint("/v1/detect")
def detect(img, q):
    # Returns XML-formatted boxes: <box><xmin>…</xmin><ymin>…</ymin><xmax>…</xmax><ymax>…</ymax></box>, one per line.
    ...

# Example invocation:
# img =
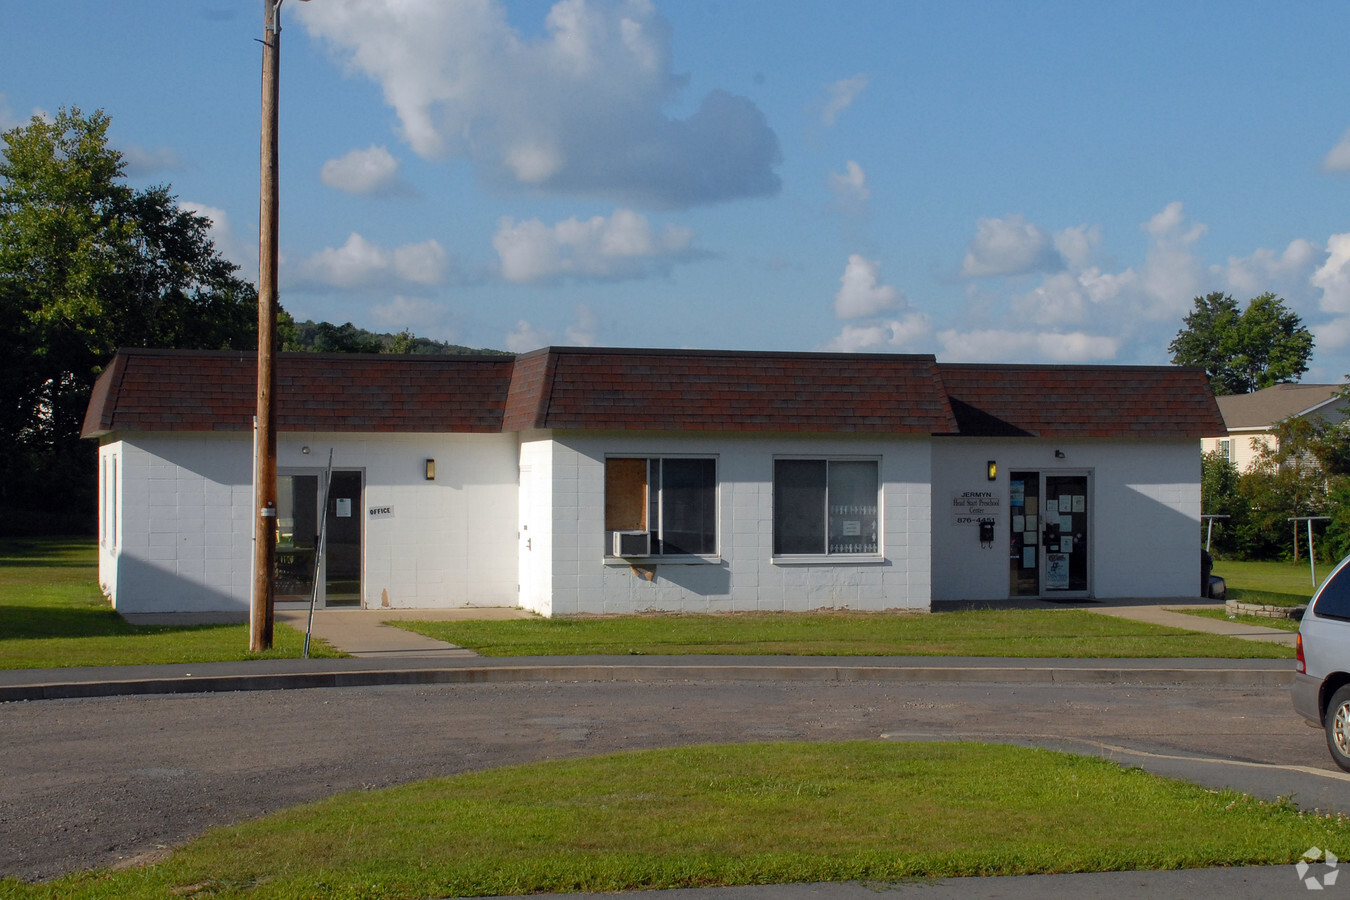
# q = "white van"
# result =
<box><xmin>1294</xmin><ymin>555</ymin><xmax>1350</xmax><ymax>771</ymax></box>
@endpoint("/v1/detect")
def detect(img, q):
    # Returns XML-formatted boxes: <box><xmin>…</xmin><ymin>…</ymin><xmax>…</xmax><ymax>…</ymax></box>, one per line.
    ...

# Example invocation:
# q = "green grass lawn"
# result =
<box><xmin>397</xmin><ymin>608</ymin><xmax>1294</xmax><ymax>659</ymax></box>
<box><xmin>5</xmin><ymin>741</ymin><xmax>1346</xmax><ymax>899</ymax></box>
<box><xmin>0</xmin><ymin>538</ymin><xmax>342</xmax><ymax>668</ymax></box>
<box><xmin>1212</xmin><ymin>558</ymin><xmax>1327</xmax><ymax>599</ymax></box>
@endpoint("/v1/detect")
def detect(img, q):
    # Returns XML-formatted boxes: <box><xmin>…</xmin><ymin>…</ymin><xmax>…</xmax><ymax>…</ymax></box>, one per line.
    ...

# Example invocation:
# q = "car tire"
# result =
<box><xmin>1326</xmin><ymin>685</ymin><xmax>1350</xmax><ymax>773</ymax></box>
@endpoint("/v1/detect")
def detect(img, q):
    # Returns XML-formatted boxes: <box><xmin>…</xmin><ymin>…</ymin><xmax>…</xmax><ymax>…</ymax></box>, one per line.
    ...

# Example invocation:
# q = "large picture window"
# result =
<box><xmin>605</xmin><ymin>457</ymin><xmax>717</xmax><ymax>556</ymax></box>
<box><xmin>773</xmin><ymin>459</ymin><xmax>879</xmax><ymax>556</ymax></box>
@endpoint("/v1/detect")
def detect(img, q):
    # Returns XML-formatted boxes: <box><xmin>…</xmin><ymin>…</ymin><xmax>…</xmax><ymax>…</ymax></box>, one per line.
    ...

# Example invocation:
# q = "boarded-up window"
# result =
<box><xmin>605</xmin><ymin>456</ymin><xmax>716</xmax><ymax>556</ymax></box>
<box><xmin>605</xmin><ymin>458</ymin><xmax>648</xmax><ymax>531</ymax></box>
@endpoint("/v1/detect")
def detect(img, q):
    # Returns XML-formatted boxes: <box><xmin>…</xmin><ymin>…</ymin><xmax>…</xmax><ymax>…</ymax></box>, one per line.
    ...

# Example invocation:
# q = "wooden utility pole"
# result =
<box><xmin>251</xmin><ymin>0</ymin><xmax>282</xmax><ymax>652</ymax></box>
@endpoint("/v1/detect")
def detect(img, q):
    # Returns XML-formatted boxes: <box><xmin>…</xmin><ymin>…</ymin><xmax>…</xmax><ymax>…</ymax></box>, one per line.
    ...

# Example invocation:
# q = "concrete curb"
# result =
<box><xmin>0</xmin><ymin>661</ymin><xmax>1294</xmax><ymax>702</ymax></box>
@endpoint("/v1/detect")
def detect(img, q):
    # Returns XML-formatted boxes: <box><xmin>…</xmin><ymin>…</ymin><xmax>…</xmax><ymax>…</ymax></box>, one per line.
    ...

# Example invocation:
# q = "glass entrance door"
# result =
<box><xmin>1009</xmin><ymin>471</ymin><xmax>1090</xmax><ymax>597</ymax></box>
<box><xmin>1043</xmin><ymin>474</ymin><xmax>1089</xmax><ymax>594</ymax></box>
<box><xmin>274</xmin><ymin>470</ymin><xmax>362</xmax><ymax>607</ymax></box>
<box><xmin>324</xmin><ymin>471</ymin><xmax>362</xmax><ymax>607</ymax></box>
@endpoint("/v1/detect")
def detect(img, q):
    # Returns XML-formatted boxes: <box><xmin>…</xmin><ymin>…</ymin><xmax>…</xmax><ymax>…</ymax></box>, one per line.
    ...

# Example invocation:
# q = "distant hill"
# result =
<box><xmin>282</xmin><ymin>318</ymin><xmax>509</xmax><ymax>356</ymax></box>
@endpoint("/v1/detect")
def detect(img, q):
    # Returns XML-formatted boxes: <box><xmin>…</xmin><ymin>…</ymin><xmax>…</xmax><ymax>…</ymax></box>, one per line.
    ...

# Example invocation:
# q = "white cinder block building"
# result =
<box><xmin>83</xmin><ymin>347</ymin><xmax>1225</xmax><ymax>616</ymax></box>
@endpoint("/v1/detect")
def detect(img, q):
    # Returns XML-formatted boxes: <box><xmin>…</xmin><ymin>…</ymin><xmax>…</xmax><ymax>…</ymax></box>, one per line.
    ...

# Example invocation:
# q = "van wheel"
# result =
<box><xmin>1326</xmin><ymin>685</ymin><xmax>1350</xmax><ymax>772</ymax></box>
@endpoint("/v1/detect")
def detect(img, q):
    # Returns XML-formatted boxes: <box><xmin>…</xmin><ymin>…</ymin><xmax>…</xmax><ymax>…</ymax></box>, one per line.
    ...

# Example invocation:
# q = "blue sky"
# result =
<box><xmin>5</xmin><ymin>1</ymin><xmax>1350</xmax><ymax>379</ymax></box>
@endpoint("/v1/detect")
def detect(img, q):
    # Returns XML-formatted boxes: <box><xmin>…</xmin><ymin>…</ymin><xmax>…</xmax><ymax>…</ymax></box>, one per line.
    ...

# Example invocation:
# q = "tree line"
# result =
<box><xmin>0</xmin><ymin>108</ymin><xmax>497</xmax><ymax>535</ymax></box>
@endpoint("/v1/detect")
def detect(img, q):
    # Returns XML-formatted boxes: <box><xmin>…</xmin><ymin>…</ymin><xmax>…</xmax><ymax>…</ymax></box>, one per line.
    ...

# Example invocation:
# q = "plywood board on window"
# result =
<box><xmin>605</xmin><ymin>458</ymin><xmax>647</xmax><ymax>531</ymax></box>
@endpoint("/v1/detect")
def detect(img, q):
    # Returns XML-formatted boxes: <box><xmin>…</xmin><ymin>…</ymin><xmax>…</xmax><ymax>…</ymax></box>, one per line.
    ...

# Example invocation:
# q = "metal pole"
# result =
<box><xmin>1310</xmin><ymin>517</ymin><xmax>1318</xmax><ymax>588</ymax></box>
<box><xmin>250</xmin><ymin>0</ymin><xmax>282</xmax><ymax>652</ymax></box>
<box><xmin>304</xmin><ymin>450</ymin><xmax>334</xmax><ymax>659</ymax></box>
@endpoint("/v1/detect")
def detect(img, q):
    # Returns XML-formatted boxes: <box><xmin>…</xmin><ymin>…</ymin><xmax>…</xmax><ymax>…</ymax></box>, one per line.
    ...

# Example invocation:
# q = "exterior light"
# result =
<box><xmin>986</xmin><ymin>460</ymin><xmax>997</xmax><ymax>481</ymax></box>
<box><xmin>425</xmin><ymin>459</ymin><xmax>436</xmax><ymax>481</ymax></box>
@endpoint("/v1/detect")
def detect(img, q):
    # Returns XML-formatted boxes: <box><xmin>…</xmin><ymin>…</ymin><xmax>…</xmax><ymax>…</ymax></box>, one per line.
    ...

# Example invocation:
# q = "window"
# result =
<box><xmin>774</xmin><ymin>459</ymin><xmax>879</xmax><ymax>556</ymax></box>
<box><xmin>1315</xmin><ymin>563</ymin><xmax>1350</xmax><ymax>621</ymax></box>
<box><xmin>605</xmin><ymin>457</ymin><xmax>717</xmax><ymax>556</ymax></box>
<box><xmin>1219</xmin><ymin>439</ymin><xmax>1231</xmax><ymax>462</ymax></box>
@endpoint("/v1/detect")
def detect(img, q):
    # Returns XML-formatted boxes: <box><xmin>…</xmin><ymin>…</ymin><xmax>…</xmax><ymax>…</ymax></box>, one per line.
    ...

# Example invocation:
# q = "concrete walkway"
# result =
<box><xmin>274</xmin><ymin>606</ymin><xmax>531</xmax><ymax>657</ymax></box>
<box><xmin>1093</xmin><ymin>602</ymin><xmax>1297</xmax><ymax>646</ymax></box>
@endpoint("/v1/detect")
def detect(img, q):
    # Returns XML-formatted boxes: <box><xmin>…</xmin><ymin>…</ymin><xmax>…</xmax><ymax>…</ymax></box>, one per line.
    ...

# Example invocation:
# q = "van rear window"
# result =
<box><xmin>1315</xmin><ymin>566</ymin><xmax>1350</xmax><ymax>621</ymax></box>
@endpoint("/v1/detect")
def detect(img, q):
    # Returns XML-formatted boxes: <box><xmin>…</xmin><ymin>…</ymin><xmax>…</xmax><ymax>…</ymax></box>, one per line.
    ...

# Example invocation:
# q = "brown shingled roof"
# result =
<box><xmin>937</xmin><ymin>364</ymin><xmax>1225</xmax><ymax>438</ymax></box>
<box><xmin>81</xmin><ymin>349</ymin><xmax>513</xmax><ymax>438</ymax></box>
<box><xmin>506</xmin><ymin>347</ymin><xmax>957</xmax><ymax>434</ymax></box>
<box><xmin>83</xmin><ymin>347</ymin><xmax>1224</xmax><ymax>441</ymax></box>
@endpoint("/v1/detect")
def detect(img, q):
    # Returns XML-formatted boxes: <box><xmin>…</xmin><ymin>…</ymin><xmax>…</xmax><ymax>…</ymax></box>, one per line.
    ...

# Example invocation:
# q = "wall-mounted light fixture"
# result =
<box><xmin>1054</xmin><ymin>450</ymin><xmax>1066</xmax><ymax>459</ymax></box>
<box><xmin>424</xmin><ymin>459</ymin><xmax>436</xmax><ymax>481</ymax></box>
<box><xmin>986</xmin><ymin>460</ymin><xmax>998</xmax><ymax>481</ymax></box>
<box><xmin>301</xmin><ymin>445</ymin><xmax>310</xmax><ymax>455</ymax></box>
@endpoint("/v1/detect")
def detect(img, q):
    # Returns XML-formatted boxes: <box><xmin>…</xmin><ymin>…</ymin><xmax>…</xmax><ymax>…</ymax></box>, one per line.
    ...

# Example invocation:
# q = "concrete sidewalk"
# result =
<box><xmin>274</xmin><ymin>605</ymin><xmax>531</xmax><ymax>657</ymax></box>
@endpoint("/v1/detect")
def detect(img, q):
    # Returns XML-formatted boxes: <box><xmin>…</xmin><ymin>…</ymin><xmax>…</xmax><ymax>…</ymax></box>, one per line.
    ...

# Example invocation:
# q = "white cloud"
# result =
<box><xmin>1314</xmin><ymin>316</ymin><xmax>1350</xmax><ymax>352</ymax></box>
<box><xmin>960</xmin><ymin>215</ymin><xmax>1062</xmax><ymax>278</ymax></box>
<box><xmin>1314</xmin><ymin>233</ymin><xmax>1350</xmax><ymax>315</ymax></box>
<box><xmin>297</xmin><ymin>0</ymin><xmax>780</xmax><ymax>209</ymax></box>
<box><xmin>505</xmin><ymin>320</ymin><xmax>552</xmax><ymax>353</ymax></box>
<box><xmin>392</xmin><ymin>240</ymin><xmax>451</xmax><ymax>285</ymax></box>
<box><xmin>1217</xmin><ymin>238</ymin><xmax>1319</xmax><ymax>299</ymax></box>
<box><xmin>1133</xmin><ymin>201</ymin><xmax>1208</xmax><ymax>321</ymax></box>
<box><xmin>492</xmin><ymin>208</ymin><xmax>696</xmax><ymax>283</ymax></box>
<box><xmin>827</xmin><ymin>160</ymin><xmax>869</xmax><ymax>214</ymax></box>
<box><xmin>565</xmin><ymin>303</ymin><xmax>600</xmax><ymax>346</ymax></box>
<box><xmin>822</xmin><ymin>314</ymin><xmax>931</xmax><ymax>353</ymax></box>
<box><xmin>299</xmin><ymin>233</ymin><xmax>449</xmax><ymax>288</ymax></box>
<box><xmin>940</xmin><ymin>202</ymin><xmax>1222</xmax><ymax>365</ymax></box>
<box><xmin>1324</xmin><ymin>127</ymin><xmax>1350</xmax><ymax>173</ymax></box>
<box><xmin>821</xmin><ymin>74</ymin><xmax>867</xmax><ymax>127</ymax></box>
<box><xmin>320</xmin><ymin>145</ymin><xmax>407</xmax><ymax>196</ymax></box>
<box><xmin>834</xmin><ymin>254</ymin><xmax>900</xmax><ymax>319</ymax></box>
<box><xmin>937</xmin><ymin>328</ymin><xmax>1120</xmax><ymax>363</ymax></box>
<box><xmin>1052</xmin><ymin>225</ymin><xmax>1100</xmax><ymax>270</ymax></box>
<box><xmin>119</xmin><ymin>143</ymin><xmax>185</xmax><ymax>177</ymax></box>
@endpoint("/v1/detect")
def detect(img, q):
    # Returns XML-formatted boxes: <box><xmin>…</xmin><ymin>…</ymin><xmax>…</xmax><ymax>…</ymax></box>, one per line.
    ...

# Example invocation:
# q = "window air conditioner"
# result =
<box><xmin>613</xmin><ymin>530</ymin><xmax>651</xmax><ymax>557</ymax></box>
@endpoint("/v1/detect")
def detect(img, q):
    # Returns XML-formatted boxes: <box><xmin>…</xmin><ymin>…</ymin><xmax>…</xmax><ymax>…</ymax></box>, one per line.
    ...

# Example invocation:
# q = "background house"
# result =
<box><xmin>1202</xmin><ymin>383</ymin><xmax>1346</xmax><ymax>471</ymax></box>
<box><xmin>84</xmin><ymin>347</ymin><xmax>1223</xmax><ymax>616</ymax></box>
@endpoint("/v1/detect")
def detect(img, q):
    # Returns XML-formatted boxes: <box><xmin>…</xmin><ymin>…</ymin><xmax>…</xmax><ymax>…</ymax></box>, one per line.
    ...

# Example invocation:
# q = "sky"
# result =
<box><xmin>5</xmin><ymin>1</ymin><xmax>1350</xmax><ymax>378</ymax></box>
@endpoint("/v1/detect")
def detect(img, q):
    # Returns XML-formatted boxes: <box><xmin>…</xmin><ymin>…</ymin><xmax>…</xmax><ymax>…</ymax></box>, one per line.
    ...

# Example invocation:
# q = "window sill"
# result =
<box><xmin>604</xmin><ymin>555</ymin><xmax>721</xmax><ymax>566</ymax></box>
<box><xmin>772</xmin><ymin>555</ymin><xmax>886</xmax><ymax>566</ymax></box>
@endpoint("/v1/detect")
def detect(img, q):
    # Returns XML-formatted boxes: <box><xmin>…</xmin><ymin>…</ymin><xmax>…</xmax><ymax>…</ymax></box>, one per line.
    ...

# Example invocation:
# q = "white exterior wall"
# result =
<box><xmin>930</xmin><ymin>438</ymin><xmax>1202</xmax><ymax>601</ymax></box>
<box><xmin>528</xmin><ymin>432</ymin><xmax>932</xmax><ymax>616</ymax></box>
<box><xmin>100</xmin><ymin>430</ymin><xmax>519</xmax><ymax>613</ymax></box>
<box><xmin>99</xmin><ymin>433</ymin><xmax>254</xmax><ymax>613</ymax></box>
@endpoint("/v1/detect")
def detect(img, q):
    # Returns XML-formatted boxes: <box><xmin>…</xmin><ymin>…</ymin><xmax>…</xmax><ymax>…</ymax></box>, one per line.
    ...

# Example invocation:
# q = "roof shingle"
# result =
<box><xmin>82</xmin><ymin>347</ymin><xmax>1225</xmax><ymax>442</ymax></box>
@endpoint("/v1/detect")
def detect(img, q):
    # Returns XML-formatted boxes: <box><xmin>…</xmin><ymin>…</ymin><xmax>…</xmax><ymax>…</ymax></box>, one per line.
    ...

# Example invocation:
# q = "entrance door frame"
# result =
<box><xmin>275</xmin><ymin>466</ymin><xmax>365</xmax><ymax>609</ymax></box>
<box><xmin>1009</xmin><ymin>468</ymin><xmax>1093</xmax><ymax>600</ymax></box>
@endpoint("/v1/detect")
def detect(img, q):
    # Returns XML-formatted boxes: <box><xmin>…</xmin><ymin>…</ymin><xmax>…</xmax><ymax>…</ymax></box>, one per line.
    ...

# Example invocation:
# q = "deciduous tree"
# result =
<box><xmin>1169</xmin><ymin>291</ymin><xmax>1313</xmax><ymax>395</ymax></box>
<box><xmin>0</xmin><ymin>107</ymin><xmax>257</xmax><ymax>531</ymax></box>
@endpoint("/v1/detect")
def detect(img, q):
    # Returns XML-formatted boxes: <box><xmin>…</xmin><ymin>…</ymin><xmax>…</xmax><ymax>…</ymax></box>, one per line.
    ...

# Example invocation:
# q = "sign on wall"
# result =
<box><xmin>951</xmin><ymin>490</ymin><xmax>1001</xmax><ymax>525</ymax></box>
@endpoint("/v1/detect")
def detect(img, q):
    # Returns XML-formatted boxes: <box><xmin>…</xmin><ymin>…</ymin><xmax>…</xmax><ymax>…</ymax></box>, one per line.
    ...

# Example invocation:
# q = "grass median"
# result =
<box><xmin>5</xmin><ymin>741</ymin><xmax>1346</xmax><ymax>899</ymax></box>
<box><xmin>396</xmin><ymin>608</ymin><xmax>1294</xmax><ymax>658</ymax></box>
<box><xmin>0</xmin><ymin>538</ymin><xmax>342</xmax><ymax>669</ymax></box>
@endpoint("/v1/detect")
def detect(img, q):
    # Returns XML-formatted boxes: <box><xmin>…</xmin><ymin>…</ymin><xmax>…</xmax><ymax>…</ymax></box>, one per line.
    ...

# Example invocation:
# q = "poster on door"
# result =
<box><xmin>1046</xmin><ymin>552</ymin><xmax>1070</xmax><ymax>590</ymax></box>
